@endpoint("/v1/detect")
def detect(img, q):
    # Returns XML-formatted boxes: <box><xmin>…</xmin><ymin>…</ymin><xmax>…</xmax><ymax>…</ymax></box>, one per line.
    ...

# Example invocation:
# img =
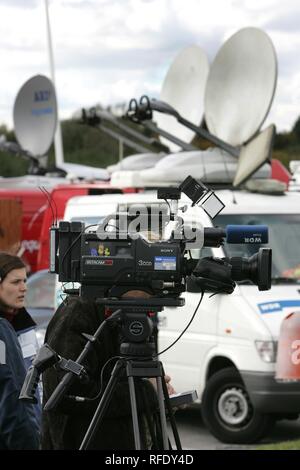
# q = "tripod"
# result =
<box><xmin>79</xmin><ymin>338</ymin><xmax>181</xmax><ymax>450</ymax></box>
<box><xmin>40</xmin><ymin>300</ymin><xmax>182</xmax><ymax>450</ymax></box>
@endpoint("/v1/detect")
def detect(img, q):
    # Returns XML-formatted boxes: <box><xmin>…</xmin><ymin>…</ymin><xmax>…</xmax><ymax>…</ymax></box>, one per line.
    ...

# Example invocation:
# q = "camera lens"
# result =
<box><xmin>230</xmin><ymin>248</ymin><xmax>272</xmax><ymax>291</ymax></box>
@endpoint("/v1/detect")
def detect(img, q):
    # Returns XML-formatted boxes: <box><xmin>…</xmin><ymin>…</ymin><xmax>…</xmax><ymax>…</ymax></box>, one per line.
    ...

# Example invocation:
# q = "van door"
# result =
<box><xmin>158</xmin><ymin>246</ymin><xmax>219</xmax><ymax>393</ymax></box>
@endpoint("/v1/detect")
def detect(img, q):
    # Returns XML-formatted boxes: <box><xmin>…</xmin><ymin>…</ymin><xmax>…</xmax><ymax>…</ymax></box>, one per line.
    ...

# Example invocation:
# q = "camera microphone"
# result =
<box><xmin>203</xmin><ymin>225</ymin><xmax>268</xmax><ymax>247</ymax></box>
<box><xmin>225</xmin><ymin>225</ymin><xmax>268</xmax><ymax>244</ymax></box>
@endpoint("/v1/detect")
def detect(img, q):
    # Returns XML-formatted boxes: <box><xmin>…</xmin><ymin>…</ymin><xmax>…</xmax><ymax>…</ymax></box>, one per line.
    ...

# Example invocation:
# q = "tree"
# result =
<box><xmin>292</xmin><ymin>116</ymin><xmax>300</xmax><ymax>142</ymax></box>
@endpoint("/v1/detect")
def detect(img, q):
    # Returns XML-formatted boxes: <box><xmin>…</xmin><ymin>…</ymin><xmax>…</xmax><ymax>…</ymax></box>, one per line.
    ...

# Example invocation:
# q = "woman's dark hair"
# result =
<box><xmin>0</xmin><ymin>252</ymin><xmax>26</xmax><ymax>283</ymax></box>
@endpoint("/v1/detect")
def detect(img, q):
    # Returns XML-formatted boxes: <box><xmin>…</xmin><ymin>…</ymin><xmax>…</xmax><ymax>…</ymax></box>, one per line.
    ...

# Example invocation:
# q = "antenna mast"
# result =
<box><xmin>44</xmin><ymin>0</ymin><xmax>64</xmax><ymax>166</ymax></box>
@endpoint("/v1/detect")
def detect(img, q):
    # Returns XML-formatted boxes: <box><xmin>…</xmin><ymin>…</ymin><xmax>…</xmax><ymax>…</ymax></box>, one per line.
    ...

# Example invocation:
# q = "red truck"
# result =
<box><xmin>0</xmin><ymin>183</ymin><xmax>138</xmax><ymax>274</ymax></box>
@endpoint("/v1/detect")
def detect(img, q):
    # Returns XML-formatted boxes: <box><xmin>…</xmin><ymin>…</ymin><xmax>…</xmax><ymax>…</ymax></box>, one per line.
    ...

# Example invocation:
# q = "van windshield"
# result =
<box><xmin>214</xmin><ymin>214</ymin><xmax>300</xmax><ymax>282</ymax></box>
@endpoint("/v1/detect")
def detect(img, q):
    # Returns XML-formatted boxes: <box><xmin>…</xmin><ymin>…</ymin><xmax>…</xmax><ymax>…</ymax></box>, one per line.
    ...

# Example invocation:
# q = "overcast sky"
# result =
<box><xmin>0</xmin><ymin>0</ymin><xmax>299</xmax><ymax>133</ymax></box>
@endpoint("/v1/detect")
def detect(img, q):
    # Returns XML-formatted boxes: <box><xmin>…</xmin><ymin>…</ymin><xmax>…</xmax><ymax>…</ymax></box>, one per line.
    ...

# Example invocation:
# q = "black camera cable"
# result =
<box><xmin>67</xmin><ymin>355</ymin><xmax>121</xmax><ymax>403</ymax></box>
<box><xmin>67</xmin><ymin>286</ymin><xmax>203</xmax><ymax>403</ymax></box>
<box><xmin>154</xmin><ymin>288</ymin><xmax>204</xmax><ymax>358</ymax></box>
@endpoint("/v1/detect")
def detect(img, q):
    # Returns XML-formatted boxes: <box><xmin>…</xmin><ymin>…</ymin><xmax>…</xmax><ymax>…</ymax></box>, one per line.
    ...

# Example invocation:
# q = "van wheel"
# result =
<box><xmin>201</xmin><ymin>367</ymin><xmax>274</xmax><ymax>444</ymax></box>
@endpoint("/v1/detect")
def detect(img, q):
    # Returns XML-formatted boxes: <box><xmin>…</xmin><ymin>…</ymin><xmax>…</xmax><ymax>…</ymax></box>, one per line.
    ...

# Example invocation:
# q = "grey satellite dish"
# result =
<box><xmin>154</xmin><ymin>45</ymin><xmax>209</xmax><ymax>151</ymax></box>
<box><xmin>205</xmin><ymin>27</ymin><xmax>277</xmax><ymax>146</ymax></box>
<box><xmin>127</xmin><ymin>28</ymin><xmax>277</xmax><ymax>187</ymax></box>
<box><xmin>13</xmin><ymin>75</ymin><xmax>57</xmax><ymax>156</ymax></box>
<box><xmin>233</xmin><ymin>124</ymin><xmax>275</xmax><ymax>187</ymax></box>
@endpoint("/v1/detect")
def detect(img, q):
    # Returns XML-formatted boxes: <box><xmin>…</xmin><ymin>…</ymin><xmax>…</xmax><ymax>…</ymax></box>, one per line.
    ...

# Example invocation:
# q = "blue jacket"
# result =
<box><xmin>7</xmin><ymin>308</ymin><xmax>42</xmax><ymax>423</ymax></box>
<box><xmin>16</xmin><ymin>327</ymin><xmax>42</xmax><ymax>423</ymax></box>
<box><xmin>0</xmin><ymin>317</ymin><xmax>40</xmax><ymax>450</ymax></box>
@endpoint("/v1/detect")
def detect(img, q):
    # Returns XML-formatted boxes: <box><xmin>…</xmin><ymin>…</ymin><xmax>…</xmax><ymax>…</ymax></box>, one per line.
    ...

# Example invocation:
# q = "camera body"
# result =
<box><xmin>51</xmin><ymin>176</ymin><xmax>272</xmax><ymax>302</ymax></box>
<box><xmin>57</xmin><ymin>222</ymin><xmax>187</xmax><ymax>298</ymax></box>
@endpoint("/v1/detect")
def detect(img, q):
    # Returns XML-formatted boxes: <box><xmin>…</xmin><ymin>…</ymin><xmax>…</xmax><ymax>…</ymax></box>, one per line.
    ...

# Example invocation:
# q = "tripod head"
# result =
<box><xmin>96</xmin><ymin>296</ymin><xmax>183</xmax><ymax>357</ymax></box>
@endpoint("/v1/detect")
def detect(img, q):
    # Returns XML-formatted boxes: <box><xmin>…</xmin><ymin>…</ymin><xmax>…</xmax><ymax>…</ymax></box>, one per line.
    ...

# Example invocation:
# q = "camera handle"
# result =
<box><xmin>79</xmin><ymin>356</ymin><xmax>181</xmax><ymax>450</ymax></box>
<box><xmin>19</xmin><ymin>344</ymin><xmax>89</xmax><ymax>403</ymax></box>
<box><xmin>191</xmin><ymin>257</ymin><xmax>236</xmax><ymax>294</ymax></box>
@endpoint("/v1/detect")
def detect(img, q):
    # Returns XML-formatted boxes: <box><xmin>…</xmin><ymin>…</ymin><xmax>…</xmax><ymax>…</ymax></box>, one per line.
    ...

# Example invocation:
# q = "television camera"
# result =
<box><xmin>20</xmin><ymin>176</ymin><xmax>271</xmax><ymax>450</ymax></box>
<box><xmin>49</xmin><ymin>175</ymin><xmax>271</xmax><ymax>301</ymax></box>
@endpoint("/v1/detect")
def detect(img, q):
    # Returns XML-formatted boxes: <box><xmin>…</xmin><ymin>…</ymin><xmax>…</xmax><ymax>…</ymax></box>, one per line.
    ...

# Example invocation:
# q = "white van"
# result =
<box><xmin>62</xmin><ymin>188</ymin><xmax>300</xmax><ymax>444</ymax></box>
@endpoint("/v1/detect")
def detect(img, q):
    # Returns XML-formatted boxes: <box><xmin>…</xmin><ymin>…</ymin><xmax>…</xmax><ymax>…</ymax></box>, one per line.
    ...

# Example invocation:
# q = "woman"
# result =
<box><xmin>0</xmin><ymin>253</ymin><xmax>40</xmax><ymax>449</ymax></box>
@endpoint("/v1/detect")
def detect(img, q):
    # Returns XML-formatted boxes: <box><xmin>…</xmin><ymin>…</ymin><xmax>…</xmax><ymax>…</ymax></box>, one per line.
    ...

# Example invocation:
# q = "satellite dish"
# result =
<box><xmin>13</xmin><ymin>75</ymin><xmax>57</xmax><ymax>156</ymax></box>
<box><xmin>233</xmin><ymin>124</ymin><xmax>275</xmax><ymax>187</ymax></box>
<box><xmin>154</xmin><ymin>45</ymin><xmax>209</xmax><ymax>151</ymax></box>
<box><xmin>131</xmin><ymin>95</ymin><xmax>275</xmax><ymax>186</ymax></box>
<box><xmin>205</xmin><ymin>27</ymin><xmax>277</xmax><ymax>146</ymax></box>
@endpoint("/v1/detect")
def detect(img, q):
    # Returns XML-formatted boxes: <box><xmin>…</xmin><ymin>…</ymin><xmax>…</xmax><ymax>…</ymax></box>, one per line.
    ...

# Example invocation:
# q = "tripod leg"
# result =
<box><xmin>161</xmin><ymin>370</ymin><xmax>182</xmax><ymax>450</ymax></box>
<box><xmin>79</xmin><ymin>360</ymin><xmax>125</xmax><ymax>450</ymax></box>
<box><xmin>128</xmin><ymin>376</ymin><xmax>143</xmax><ymax>450</ymax></box>
<box><xmin>156</xmin><ymin>377</ymin><xmax>170</xmax><ymax>450</ymax></box>
<box><xmin>140</xmin><ymin>382</ymin><xmax>159</xmax><ymax>449</ymax></box>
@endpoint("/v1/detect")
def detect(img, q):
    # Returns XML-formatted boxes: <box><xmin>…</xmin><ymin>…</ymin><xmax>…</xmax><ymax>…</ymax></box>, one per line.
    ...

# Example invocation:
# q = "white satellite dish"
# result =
<box><xmin>13</xmin><ymin>75</ymin><xmax>57</xmax><ymax>156</ymax></box>
<box><xmin>205</xmin><ymin>27</ymin><xmax>277</xmax><ymax>146</ymax></box>
<box><xmin>233</xmin><ymin>124</ymin><xmax>275</xmax><ymax>187</ymax></box>
<box><xmin>154</xmin><ymin>45</ymin><xmax>209</xmax><ymax>151</ymax></box>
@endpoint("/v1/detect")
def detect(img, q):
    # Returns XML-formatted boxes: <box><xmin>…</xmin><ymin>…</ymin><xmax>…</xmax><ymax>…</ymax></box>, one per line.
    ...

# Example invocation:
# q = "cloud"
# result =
<box><xmin>0</xmin><ymin>0</ymin><xmax>299</xmax><ymax>134</ymax></box>
<box><xmin>266</xmin><ymin>10</ymin><xmax>300</xmax><ymax>32</ymax></box>
<box><xmin>0</xmin><ymin>0</ymin><xmax>38</xmax><ymax>7</ymax></box>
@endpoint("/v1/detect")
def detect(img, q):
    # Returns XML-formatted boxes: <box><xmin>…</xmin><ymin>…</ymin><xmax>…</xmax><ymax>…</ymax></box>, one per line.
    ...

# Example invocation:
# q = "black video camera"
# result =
<box><xmin>49</xmin><ymin>176</ymin><xmax>272</xmax><ymax>303</ymax></box>
<box><xmin>19</xmin><ymin>177</ymin><xmax>272</xmax><ymax>412</ymax></box>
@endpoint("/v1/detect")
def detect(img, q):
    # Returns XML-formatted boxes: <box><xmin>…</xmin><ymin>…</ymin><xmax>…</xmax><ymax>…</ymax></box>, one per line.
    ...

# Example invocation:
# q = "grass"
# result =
<box><xmin>256</xmin><ymin>439</ymin><xmax>300</xmax><ymax>450</ymax></box>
